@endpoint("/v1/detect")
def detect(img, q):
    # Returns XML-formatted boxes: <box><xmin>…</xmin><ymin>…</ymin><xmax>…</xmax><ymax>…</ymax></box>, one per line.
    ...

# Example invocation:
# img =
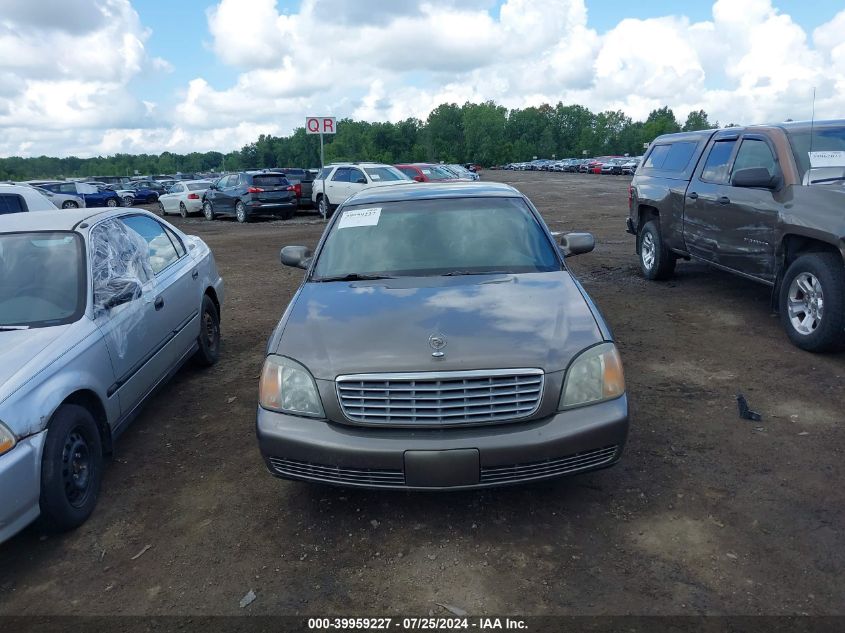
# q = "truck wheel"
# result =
<box><xmin>38</xmin><ymin>405</ymin><xmax>103</xmax><ymax>533</ymax></box>
<box><xmin>638</xmin><ymin>220</ymin><xmax>676</xmax><ymax>280</ymax></box>
<box><xmin>779</xmin><ymin>253</ymin><xmax>845</xmax><ymax>352</ymax></box>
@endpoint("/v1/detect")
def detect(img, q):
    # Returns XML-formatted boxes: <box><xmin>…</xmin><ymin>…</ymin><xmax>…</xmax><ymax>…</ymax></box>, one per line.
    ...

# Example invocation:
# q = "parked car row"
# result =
<box><xmin>502</xmin><ymin>157</ymin><xmax>642</xmax><ymax>174</ymax></box>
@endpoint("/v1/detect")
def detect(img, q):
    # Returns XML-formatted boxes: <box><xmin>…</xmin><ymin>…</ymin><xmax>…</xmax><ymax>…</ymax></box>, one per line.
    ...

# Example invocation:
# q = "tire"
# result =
<box><xmin>779</xmin><ymin>253</ymin><xmax>845</xmax><ymax>352</ymax></box>
<box><xmin>282</xmin><ymin>207</ymin><xmax>296</xmax><ymax>221</ymax></box>
<box><xmin>38</xmin><ymin>404</ymin><xmax>103</xmax><ymax>533</ymax></box>
<box><xmin>637</xmin><ymin>219</ymin><xmax>676</xmax><ymax>280</ymax></box>
<box><xmin>235</xmin><ymin>200</ymin><xmax>248</xmax><ymax>223</ymax></box>
<box><xmin>194</xmin><ymin>294</ymin><xmax>221</xmax><ymax>367</ymax></box>
<box><xmin>150</xmin><ymin>194</ymin><xmax>159</xmax><ymax>204</ymax></box>
<box><xmin>179</xmin><ymin>202</ymin><xmax>188</xmax><ymax>218</ymax></box>
<box><xmin>122</xmin><ymin>196</ymin><xmax>134</xmax><ymax>207</ymax></box>
<box><xmin>203</xmin><ymin>200</ymin><xmax>215</xmax><ymax>221</ymax></box>
<box><xmin>158</xmin><ymin>202</ymin><xmax>166</xmax><ymax>216</ymax></box>
<box><xmin>61</xmin><ymin>200</ymin><xmax>79</xmax><ymax>209</ymax></box>
<box><xmin>106</xmin><ymin>198</ymin><xmax>118</xmax><ymax>207</ymax></box>
<box><xmin>318</xmin><ymin>195</ymin><xmax>330</xmax><ymax>219</ymax></box>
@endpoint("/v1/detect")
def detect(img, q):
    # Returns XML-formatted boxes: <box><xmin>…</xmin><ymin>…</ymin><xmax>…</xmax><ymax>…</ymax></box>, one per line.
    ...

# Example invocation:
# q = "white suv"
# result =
<box><xmin>311</xmin><ymin>163</ymin><xmax>410</xmax><ymax>218</ymax></box>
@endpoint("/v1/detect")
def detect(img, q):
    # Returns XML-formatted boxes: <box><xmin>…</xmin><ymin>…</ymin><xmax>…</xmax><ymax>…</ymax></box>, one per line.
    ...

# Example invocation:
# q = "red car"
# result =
<box><xmin>589</xmin><ymin>156</ymin><xmax>622</xmax><ymax>174</ymax></box>
<box><xmin>394</xmin><ymin>164</ymin><xmax>466</xmax><ymax>182</ymax></box>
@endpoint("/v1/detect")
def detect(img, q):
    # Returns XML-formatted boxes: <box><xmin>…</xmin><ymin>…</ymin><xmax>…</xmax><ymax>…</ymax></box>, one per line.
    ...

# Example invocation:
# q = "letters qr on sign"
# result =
<box><xmin>306</xmin><ymin>117</ymin><xmax>336</xmax><ymax>135</ymax></box>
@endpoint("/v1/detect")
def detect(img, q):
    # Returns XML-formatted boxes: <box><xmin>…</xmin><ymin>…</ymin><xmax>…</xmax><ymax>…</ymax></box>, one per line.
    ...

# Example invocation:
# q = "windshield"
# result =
<box><xmin>0</xmin><ymin>232</ymin><xmax>85</xmax><ymax>327</ymax></box>
<box><xmin>363</xmin><ymin>166</ymin><xmax>408</xmax><ymax>182</ymax></box>
<box><xmin>312</xmin><ymin>197</ymin><xmax>560</xmax><ymax>279</ymax></box>
<box><xmin>787</xmin><ymin>126</ymin><xmax>845</xmax><ymax>180</ymax></box>
<box><xmin>187</xmin><ymin>182</ymin><xmax>212</xmax><ymax>191</ymax></box>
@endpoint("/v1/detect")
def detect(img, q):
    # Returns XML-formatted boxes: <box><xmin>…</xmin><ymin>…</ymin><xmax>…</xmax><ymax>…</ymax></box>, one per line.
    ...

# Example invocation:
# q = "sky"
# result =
<box><xmin>0</xmin><ymin>0</ymin><xmax>843</xmax><ymax>158</ymax></box>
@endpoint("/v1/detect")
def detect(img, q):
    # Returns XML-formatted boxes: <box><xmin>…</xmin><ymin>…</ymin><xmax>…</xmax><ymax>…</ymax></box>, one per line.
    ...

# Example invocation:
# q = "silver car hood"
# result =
<box><xmin>274</xmin><ymin>271</ymin><xmax>604</xmax><ymax>379</ymax></box>
<box><xmin>0</xmin><ymin>324</ymin><xmax>74</xmax><ymax>404</ymax></box>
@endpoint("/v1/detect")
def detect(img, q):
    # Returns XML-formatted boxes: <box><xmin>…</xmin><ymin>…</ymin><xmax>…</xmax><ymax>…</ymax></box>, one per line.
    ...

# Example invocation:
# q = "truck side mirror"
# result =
<box><xmin>731</xmin><ymin>167</ymin><xmax>777</xmax><ymax>189</ymax></box>
<box><xmin>559</xmin><ymin>232</ymin><xmax>595</xmax><ymax>257</ymax></box>
<box><xmin>280</xmin><ymin>245</ymin><xmax>313</xmax><ymax>269</ymax></box>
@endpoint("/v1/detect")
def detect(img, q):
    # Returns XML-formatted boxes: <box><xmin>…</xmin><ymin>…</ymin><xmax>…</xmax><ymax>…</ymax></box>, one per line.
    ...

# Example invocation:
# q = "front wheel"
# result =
<box><xmin>203</xmin><ymin>201</ymin><xmax>215</xmax><ymax>221</ymax></box>
<box><xmin>779</xmin><ymin>253</ymin><xmax>845</xmax><ymax>352</ymax></box>
<box><xmin>637</xmin><ymin>220</ymin><xmax>676</xmax><ymax>280</ymax></box>
<box><xmin>179</xmin><ymin>202</ymin><xmax>188</xmax><ymax>218</ymax></box>
<box><xmin>61</xmin><ymin>200</ymin><xmax>79</xmax><ymax>209</ymax></box>
<box><xmin>106</xmin><ymin>198</ymin><xmax>118</xmax><ymax>208</ymax></box>
<box><xmin>122</xmin><ymin>196</ymin><xmax>134</xmax><ymax>207</ymax></box>
<box><xmin>38</xmin><ymin>405</ymin><xmax>103</xmax><ymax>533</ymax></box>
<box><xmin>158</xmin><ymin>202</ymin><xmax>166</xmax><ymax>216</ymax></box>
<box><xmin>318</xmin><ymin>195</ymin><xmax>330</xmax><ymax>219</ymax></box>
<box><xmin>194</xmin><ymin>295</ymin><xmax>221</xmax><ymax>367</ymax></box>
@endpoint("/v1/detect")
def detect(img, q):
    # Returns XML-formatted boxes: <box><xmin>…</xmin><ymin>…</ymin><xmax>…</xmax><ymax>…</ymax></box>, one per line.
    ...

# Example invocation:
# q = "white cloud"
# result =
<box><xmin>1</xmin><ymin>0</ymin><xmax>844</xmax><ymax>158</ymax></box>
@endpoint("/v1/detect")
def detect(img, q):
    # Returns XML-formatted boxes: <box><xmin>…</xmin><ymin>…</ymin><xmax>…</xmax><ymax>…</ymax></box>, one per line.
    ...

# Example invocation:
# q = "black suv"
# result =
<box><xmin>202</xmin><ymin>172</ymin><xmax>297</xmax><ymax>223</ymax></box>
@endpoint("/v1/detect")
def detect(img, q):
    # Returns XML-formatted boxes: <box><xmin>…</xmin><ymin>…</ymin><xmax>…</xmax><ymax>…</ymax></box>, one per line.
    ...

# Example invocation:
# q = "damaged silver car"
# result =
<box><xmin>257</xmin><ymin>182</ymin><xmax>628</xmax><ymax>490</ymax></box>
<box><xmin>0</xmin><ymin>208</ymin><xmax>224</xmax><ymax>543</ymax></box>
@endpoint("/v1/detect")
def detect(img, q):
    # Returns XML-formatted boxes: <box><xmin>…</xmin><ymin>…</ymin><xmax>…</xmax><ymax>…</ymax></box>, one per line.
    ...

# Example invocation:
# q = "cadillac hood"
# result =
<box><xmin>273</xmin><ymin>271</ymin><xmax>604</xmax><ymax>379</ymax></box>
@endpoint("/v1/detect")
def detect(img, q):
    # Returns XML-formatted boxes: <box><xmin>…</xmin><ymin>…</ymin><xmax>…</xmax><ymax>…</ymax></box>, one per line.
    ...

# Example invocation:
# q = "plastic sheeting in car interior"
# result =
<box><xmin>90</xmin><ymin>218</ymin><xmax>154</xmax><ymax>359</ymax></box>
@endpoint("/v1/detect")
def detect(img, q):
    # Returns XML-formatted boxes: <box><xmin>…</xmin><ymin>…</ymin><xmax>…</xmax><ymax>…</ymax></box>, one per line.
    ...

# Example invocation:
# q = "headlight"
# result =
<box><xmin>559</xmin><ymin>343</ymin><xmax>625</xmax><ymax>409</ymax></box>
<box><xmin>259</xmin><ymin>355</ymin><xmax>325</xmax><ymax>417</ymax></box>
<box><xmin>0</xmin><ymin>422</ymin><xmax>16</xmax><ymax>456</ymax></box>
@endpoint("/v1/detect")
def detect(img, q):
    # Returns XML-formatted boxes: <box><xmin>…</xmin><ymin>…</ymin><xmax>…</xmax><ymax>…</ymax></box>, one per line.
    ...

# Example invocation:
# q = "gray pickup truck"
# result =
<box><xmin>273</xmin><ymin>168</ymin><xmax>314</xmax><ymax>208</ymax></box>
<box><xmin>627</xmin><ymin>120</ymin><xmax>845</xmax><ymax>352</ymax></box>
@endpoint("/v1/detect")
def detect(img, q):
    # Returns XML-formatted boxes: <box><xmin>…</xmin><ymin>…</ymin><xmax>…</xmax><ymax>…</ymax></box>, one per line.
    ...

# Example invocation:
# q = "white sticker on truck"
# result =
<box><xmin>338</xmin><ymin>207</ymin><xmax>381</xmax><ymax>229</ymax></box>
<box><xmin>808</xmin><ymin>151</ymin><xmax>845</xmax><ymax>168</ymax></box>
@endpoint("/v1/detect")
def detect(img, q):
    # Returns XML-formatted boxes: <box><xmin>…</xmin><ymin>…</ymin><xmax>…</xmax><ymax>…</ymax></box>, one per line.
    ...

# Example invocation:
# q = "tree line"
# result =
<box><xmin>0</xmin><ymin>102</ymin><xmax>725</xmax><ymax>180</ymax></box>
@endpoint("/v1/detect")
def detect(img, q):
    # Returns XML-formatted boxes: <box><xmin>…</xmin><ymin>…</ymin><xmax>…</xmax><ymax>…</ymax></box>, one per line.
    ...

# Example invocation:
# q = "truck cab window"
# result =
<box><xmin>700</xmin><ymin>140</ymin><xmax>737</xmax><ymax>183</ymax></box>
<box><xmin>732</xmin><ymin>139</ymin><xmax>777</xmax><ymax>176</ymax></box>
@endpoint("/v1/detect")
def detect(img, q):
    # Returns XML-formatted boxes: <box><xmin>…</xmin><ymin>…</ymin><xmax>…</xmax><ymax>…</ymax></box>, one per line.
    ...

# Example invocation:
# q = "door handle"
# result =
<box><xmin>718</xmin><ymin>196</ymin><xmax>731</xmax><ymax>205</ymax></box>
<box><xmin>192</xmin><ymin>269</ymin><xmax>199</xmax><ymax>280</ymax></box>
<box><xmin>687</xmin><ymin>192</ymin><xmax>699</xmax><ymax>200</ymax></box>
<box><xmin>154</xmin><ymin>296</ymin><xmax>165</xmax><ymax>311</ymax></box>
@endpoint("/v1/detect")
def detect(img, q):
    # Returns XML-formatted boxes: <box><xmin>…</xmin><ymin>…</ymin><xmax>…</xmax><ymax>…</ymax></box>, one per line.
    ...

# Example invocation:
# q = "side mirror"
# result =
<box><xmin>413</xmin><ymin>175</ymin><xmax>425</xmax><ymax>183</ymax></box>
<box><xmin>559</xmin><ymin>232</ymin><xmax>595</xmax><ymax>257</ymax></box>
<box><xmin>280</xmin><ymin>245</ymin><xmax>313</xmax><ymax>269</ymax></box>
<box><xmin>731</xmin><ymin>167</ymin><xmax>776</xmax><ymax>189</ymax></box>
<box><xmin>354</xmin><ymin>176</ymin><xmax>367</xmax><ymax>184</ymax></box>
<box><xmin>100</xmin><ymin>279</ymin><xmax>142</xmax><ymax>310</ymax></box>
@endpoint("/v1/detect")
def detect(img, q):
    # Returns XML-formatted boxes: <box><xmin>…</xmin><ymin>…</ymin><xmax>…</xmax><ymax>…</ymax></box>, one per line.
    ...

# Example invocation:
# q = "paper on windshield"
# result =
<box><xmin>808</xmin><ymin>151</ymin><xmax>845</xmax><ymax>168</ymax></box>
<box><xmin>338</xmin><ymin>207</ymin><xmax>381</xmax><ymax>229</ymax></box>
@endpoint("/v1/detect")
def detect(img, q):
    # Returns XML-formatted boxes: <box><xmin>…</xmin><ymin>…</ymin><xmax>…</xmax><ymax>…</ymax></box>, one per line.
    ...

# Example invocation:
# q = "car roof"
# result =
<box><xmin>344</xmin><ymin>181</ymin><xmax>522</xmax><ymax>206</ymax></box>
<box><xmin>0</xmin><ymin>207</ymin><xmax>119</xmax><ymax>232</ymax></box>
<box><xmin>767</xmin><ymin>119</ymin><xmax>845</xmax><ymax>133</ymax></box>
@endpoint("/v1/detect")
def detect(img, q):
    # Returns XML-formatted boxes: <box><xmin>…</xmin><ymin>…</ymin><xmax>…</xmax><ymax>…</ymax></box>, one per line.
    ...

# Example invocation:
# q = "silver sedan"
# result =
<box><xmin>0</xmin><ymin>208</ymin><xmax>224</xmax><ymax>542</ymax></box>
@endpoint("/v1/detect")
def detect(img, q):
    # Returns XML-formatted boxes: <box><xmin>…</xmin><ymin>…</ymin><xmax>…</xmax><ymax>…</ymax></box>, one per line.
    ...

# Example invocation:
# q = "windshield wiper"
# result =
<box><xmin>315</xmin><ymin>273</ymin><xmax>396</xmax><ymax>282</ymax></box>
<box><xmin>810</xmin><ymin>177</ymin><xmax>845</xmax><ymax>184</ymax></box>
<box><xmin>440</xmin><ymin>270</ymin><xmax>512</xmax><ymax>276</ymax></box>
<box><xmin>0</xmin><ymin>325</ymin><xmax>30</xmax><ymax>331</ymax></box>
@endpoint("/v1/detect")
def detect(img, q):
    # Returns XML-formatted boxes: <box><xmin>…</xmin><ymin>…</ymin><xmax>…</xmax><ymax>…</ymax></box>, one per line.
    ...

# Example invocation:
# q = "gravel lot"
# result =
<box><xmin>1</xmin><ymin>172</ymin><xmax>843</xmax><ymax>616</ymax></box>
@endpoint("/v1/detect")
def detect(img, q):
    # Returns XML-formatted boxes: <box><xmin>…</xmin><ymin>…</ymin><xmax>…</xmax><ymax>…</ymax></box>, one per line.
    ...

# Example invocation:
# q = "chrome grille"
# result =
<box><xmin>336</xmin><ymin>369</ymin><xmax>544</xmax><ymax>426</ymax></box>
<box><xmin>480</xmin><ymin>445</ymin><xmax>618</xmax><ymax>484</ymax></box>
<box><xmin>268</xmin><ymin>457</ymin><xmax>405</xmax><ymax>486</ymax></box>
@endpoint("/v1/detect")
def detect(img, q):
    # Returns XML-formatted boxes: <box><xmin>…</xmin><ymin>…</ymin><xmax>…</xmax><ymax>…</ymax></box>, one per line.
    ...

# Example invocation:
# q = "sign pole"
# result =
<box><xmin>306</xmin><ymin>116</ymin><xmax>336</xmax><ymax>220</ymax></box>
<box><xmin>320</xmin><ymin>132</ymin><xmax>326</xmax><ymax>219</ymax></box>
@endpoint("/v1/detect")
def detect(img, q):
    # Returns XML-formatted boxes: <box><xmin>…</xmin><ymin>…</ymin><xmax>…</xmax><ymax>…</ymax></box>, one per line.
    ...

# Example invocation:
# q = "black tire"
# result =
<box><xmin>158</xmin><ymin>202</ymin><xmax>166</xmax><ymax>216</ymax></box>
<box><xmin>194</xmin><ymin>294</ymin><xmax>221</xmax><ymax>366</ymax></box>
<box><xmin>106</xmin><ymin>198</ymin><xmax>118</xmax><ymax>208</ymax></box>
<box><xmin>637</xmin><ymin>219</ymin><xmax>676</xmax><ymax>280</ymax></box>
<box><xmin>179</xmin><ymin>202</ymin><xmax>188</xmax><ymax>218</ymax></box>
<box><xmin>150</xmin><ymin>194</ymin><xmax>159</xmax><ymax>204</ymax></box>
<box><xmin>779</xmin><ymin>253</ymin><xmax>845</xmax><ymax>352</ymax></box>
<box><xmin>235</xmin><ymin>200</ymin><xmax>248</xmax><ymax>223</ymax></box>
<box><xmin>38</xmin><ymin>405</ymin><xmax>103</xmax><ymax>533</ymax></box>
<box><xmin>318</xmin><ymin>195</ymin><xmax>330</xmax><ymax>219</ymax></box>
<box><xmin>122</xmin><ymin>196</ymin><xmax>134</xmax><ymax>207</ymax></box>
<box><xmin>61</xmin><ymin>200</ymin><xmax>79</xmax><ymax>209</ymax></box>
<box><xmin>203</xmin><ymin>200</ymin><xmax>215</xmax><ymax>221</ymax></box>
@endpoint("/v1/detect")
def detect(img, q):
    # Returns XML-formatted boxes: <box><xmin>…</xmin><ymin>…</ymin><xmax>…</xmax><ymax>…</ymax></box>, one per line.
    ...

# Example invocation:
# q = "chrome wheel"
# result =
<box><xmin>787</xmin><ymin>272</ymin><xmax>823</xmax><ymax>336</ymax></box>
<box><xmin>641</xmin><ymin>231</ymin><xmax>656</xmax><ymax>270</ymax></box>
<box><xmin>203</xmin><ymin>201</ymin><xmax>214</xmax><ymax>220</ymax></box>
<box><xmin>179</xmin><ymin>202</ymin><xmax>188</xmax><ymax>218</ymax></box>
<box><xmin>235</xmin><ymin>201</ymin><xmax>247</xmax><ymax>223</ymax></box>
<box><xmin>318</xmin><ymin>197</ymin><xmax>328</xmax><ymax>219</ymax></box>
<box><xmin>61</xmin><ymin>201</ymin><xmax>78</xmax><ymax>209</ymax></box>
<box><xmin>106</xmin><ymin>198</ymin><xmax>118</xmax><ymax>207</ymax></box>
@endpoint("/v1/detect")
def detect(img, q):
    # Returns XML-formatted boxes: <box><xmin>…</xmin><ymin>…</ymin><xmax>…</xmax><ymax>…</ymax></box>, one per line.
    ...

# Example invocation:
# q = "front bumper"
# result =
<box><xmin>256</xmin><ymin>396</ymin><xmax>629</xmax><ymax>490</ymax></box>
<box><xmin>0</xmin><ymin>431</ymin><xmax>47</xmax><ymax>544</ymax></box>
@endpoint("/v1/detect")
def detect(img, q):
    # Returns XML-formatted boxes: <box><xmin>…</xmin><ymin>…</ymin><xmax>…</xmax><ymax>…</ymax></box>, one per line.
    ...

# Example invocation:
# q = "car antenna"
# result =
<box><xmin>807</xmin><ymin>87</ymin><xmax>816</xmax><ymax>184</ymax></box>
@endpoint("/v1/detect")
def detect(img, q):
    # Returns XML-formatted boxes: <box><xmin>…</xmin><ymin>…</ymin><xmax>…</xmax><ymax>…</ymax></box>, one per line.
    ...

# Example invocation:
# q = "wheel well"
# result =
<box><xmin>780</xmin><ymin>235</ymin><xmax>842</xmax><ymax>268</ymax></box>
<box><xmin>60</xmin><ymin>390</ymin><xmax>112</xmax><ymax>455</ymax></box>
<box><xmin>638</xmin><ymin>205</ymin><xmax>659</xmax><ymax>231</ymax></box>
<box><xmin>204</xmin><ymin>286</ymin><xmax>221</xmax><ymax>318</ymax></box>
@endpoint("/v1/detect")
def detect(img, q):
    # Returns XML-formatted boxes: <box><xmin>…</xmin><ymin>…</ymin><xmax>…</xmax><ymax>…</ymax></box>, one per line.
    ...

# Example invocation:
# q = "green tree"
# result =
<box><xmin>682</xmin><ymin>109</ymin><xmax>714</xmax><ymax>132</ymax></box>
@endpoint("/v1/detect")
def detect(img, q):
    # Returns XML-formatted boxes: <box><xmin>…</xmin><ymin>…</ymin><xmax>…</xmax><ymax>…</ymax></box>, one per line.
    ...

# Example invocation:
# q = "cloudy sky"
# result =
<box><xmin>1</xmin><ymin>0</ymin><xmax>843</xmax><ymax>157</ymax></box>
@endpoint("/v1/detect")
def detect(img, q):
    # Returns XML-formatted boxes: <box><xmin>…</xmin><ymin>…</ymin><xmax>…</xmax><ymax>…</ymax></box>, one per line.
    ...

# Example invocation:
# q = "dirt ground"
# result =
<box><xmin>1</xmin><ymin>172</ymin><xmax>843</xmax><ymax>617</ymax></box>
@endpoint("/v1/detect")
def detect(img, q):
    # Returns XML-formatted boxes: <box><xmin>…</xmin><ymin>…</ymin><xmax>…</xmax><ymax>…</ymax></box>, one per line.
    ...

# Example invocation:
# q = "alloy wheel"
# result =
<box><xmin>641</xmin><ymin>231</ymin><xmax>656</xmax><ymax>270</ymax></box>
<box><xmin>787</xmin><ymin>272</ymin><xmax>824</xmax><ymax>336</ymax></box>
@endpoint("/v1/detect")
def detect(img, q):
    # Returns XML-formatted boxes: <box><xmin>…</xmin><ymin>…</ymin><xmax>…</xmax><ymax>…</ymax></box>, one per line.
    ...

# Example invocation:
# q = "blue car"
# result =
<box><xmin>128</xmin><ymin>181</ymin><xmax>167</xmax><ymax>204</ymax></box>
<box><xmin>41</xmin><ymin>182</ymin><xmax>121</xmax><ymax>208</ymax></box>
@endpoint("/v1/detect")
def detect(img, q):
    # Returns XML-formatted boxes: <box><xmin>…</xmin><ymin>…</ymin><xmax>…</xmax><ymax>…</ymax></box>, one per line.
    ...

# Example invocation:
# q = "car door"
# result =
<box><xmin>120</xmin><ymin>215</ymin><xmax>199</xmax><ymax>377</ymax></box>
<box><xmin>347</xmin><ymin>168</ymin><xmax>368</xmax><ymax>196</ymax></box>
<box><xmin>90</xmin><ymin>217</ymin><xmax>158</xmax><ymax>418</ymax></box>
<box><xmin>682</xmin><ymin>134</ymin><xmax>739</xmax><ymax>263</ymax></box>
<box><xmin>712</xmin><ymin>135</ymin><xmax>782</xmax><ymax>281</ymax></box>
<box><xmin>218</xmin><ymin>175</ymin><xmax>238</xmax><ymax>212</ymax></box>
<box><xmin>163</xmin><ymin>184</ymin><xmax>183</xmax><ymax>213</ymax></box>
<box><xmin>327</xmin><ymin>167</ymin><xmax>350</xmax><ymax>202</ymax></box>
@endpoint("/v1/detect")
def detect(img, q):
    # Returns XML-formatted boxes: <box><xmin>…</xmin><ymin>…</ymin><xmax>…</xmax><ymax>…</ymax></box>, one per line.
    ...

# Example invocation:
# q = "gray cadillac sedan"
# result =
<box><xmin>0</xmin><ymin>208</ymin><xmax>223</xmax><ymax>542</ymax></box>
<box><xmin>258</xmin><ymin>182</ymin><xmax>627</xmax><ymax>489</ymax></box>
